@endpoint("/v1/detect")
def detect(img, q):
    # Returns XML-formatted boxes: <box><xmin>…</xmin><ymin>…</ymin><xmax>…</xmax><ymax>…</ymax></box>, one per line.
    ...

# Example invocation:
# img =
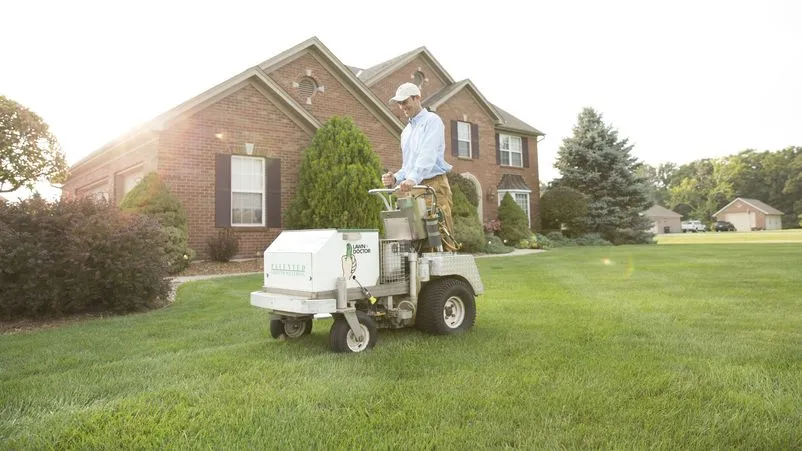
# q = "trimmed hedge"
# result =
<box><xmin>0</xmin><ymin>197</ymin><xmax>170</xmax><ymax>320</ymax></box>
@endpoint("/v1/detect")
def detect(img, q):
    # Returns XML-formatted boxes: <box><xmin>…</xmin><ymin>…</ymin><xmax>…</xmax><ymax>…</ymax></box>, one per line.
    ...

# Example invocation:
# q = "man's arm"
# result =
<box><xmin>406</xmin><ymin>116</ymin><xmax>444</xmax><ymax>184</ymax></box>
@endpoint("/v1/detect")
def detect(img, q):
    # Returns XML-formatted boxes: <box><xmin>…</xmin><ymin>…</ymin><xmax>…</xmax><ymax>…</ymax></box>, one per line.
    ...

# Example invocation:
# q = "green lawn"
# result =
<box><xmin>656</xmin><ymin>228</ymin><xmax>802</xmax><ymax>244</ymax></box>
<box><xmin>2</xmin><ymin>244</ymin><xmax>801</xmax><ymax>449</ymax></box>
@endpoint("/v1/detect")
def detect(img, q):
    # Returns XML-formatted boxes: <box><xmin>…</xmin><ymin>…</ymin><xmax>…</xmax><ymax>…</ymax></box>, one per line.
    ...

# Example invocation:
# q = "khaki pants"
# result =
<box><xmin>408</xmin><ymin>174</ymin><xmax>454</xmax><ymax>236</ymax></box>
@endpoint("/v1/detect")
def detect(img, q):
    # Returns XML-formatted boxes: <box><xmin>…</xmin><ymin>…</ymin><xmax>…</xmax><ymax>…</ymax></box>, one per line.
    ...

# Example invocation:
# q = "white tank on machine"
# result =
<box><xmin>262</xmin><ymin>229</ymin><xmax>380</xmax><ymax>293</ymax></box>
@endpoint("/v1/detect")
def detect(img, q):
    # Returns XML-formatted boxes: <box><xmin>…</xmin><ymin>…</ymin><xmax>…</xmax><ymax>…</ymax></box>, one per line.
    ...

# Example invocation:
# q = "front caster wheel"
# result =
<box><xmin>329</xmin><ymin>311</ymin><xmax>377</xmax><ymax>353</ymax></box>
<box><xmin>270</xmin><ymin>317</ymin><xmax>313</xmax><ymax>339</ymax></box>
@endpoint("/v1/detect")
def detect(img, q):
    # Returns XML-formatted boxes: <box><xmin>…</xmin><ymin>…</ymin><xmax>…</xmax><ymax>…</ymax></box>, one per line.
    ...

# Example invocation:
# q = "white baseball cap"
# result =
<box><xmin>389</xmin><ymin>82</ymin><xmax>421</xmax><ymax>103</ymax></box>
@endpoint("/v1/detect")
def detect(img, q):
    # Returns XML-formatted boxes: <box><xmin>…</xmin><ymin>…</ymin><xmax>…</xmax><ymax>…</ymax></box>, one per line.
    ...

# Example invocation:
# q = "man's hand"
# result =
<box><xmin>382</xmin><ymin>172</ymin><xmax>395</xmax><ymax>187</ymax></box>
<box><xmin>398</xmin><ymin>179</ymin><xmax>416</xmax><ymax>192</ymax></box>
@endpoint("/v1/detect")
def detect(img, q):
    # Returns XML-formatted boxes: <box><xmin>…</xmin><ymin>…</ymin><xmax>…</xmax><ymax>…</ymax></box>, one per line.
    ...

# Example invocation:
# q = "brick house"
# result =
<box><xmin>62</xmin><ymin>37</ymin><xmax>544</xmax><ymax>259</ymax></box>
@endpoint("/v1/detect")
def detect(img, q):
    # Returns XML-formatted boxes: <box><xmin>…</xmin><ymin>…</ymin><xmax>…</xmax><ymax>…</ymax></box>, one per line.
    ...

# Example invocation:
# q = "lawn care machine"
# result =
<box><xmin>250</xmin><ymin>186</ymin><xmax>484</xmax><ymax>353</ymax></box>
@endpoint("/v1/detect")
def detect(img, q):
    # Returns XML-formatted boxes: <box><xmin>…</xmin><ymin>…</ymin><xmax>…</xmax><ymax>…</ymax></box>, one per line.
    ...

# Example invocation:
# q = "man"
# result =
<box><xmin>382</xmin><ymin>82</ymin><xmax>455</xmax><ymax>238</ymax></box>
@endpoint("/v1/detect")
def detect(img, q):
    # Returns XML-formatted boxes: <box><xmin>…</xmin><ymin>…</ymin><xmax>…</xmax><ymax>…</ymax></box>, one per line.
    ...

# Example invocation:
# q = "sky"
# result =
<box><xmin>2</xmin><ymin>0</ymin><xmax>801</xmax><ymax>200</ymax></box>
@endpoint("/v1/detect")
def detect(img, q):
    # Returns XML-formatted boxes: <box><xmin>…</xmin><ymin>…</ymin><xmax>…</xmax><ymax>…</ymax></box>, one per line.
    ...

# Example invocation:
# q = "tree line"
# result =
<box><xmin>541</xmin><ymin>108</ymin><xmax>801</xmax><ymax>245</ymax></box>
<box><xmin>638</xmin><ymin>146</ymin><xmax>802</xmax><ymax>227</ymax></box>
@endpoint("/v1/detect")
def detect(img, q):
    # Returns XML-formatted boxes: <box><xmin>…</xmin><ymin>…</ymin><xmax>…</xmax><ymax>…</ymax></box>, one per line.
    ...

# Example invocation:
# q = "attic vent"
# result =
<box><xmin>298</xmin><ymin>76</ymin><xmax>317</xmax><ymax>99</ymax></box>
<box><xmin>413</xmin><ymin>70</ymin><xmax>425</xmax><ymax>87</ymax></box>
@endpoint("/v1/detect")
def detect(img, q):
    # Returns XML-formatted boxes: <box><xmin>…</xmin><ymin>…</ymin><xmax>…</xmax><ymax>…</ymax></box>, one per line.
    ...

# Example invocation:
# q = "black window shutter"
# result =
<box><xmin>496</xmin><ymin>133</ymin><xmax>501</xmax><ymax>164</ymax></box>
<box><xmin>471</xmin><ymin>123</ymin><xmax>479</xmax><ymax>159</ymax></box>
<box><xmin>522</xmin><ymin>137</ymin><xmax>530</xmax><ymax>168</ymax></box>
<box><xmin>451</xmin><ymin>120</ymin><xmax>458</xmax><ymax>157</ymax></box>
<box><xmin>266</xmin><ymin>157</ymin><xmax>282</xmax><ymax>228</ymax></box>
<box><xmin>215</xmin><ymin>154</ymin><xmax>231</xmax><ymax>227</ymax></box>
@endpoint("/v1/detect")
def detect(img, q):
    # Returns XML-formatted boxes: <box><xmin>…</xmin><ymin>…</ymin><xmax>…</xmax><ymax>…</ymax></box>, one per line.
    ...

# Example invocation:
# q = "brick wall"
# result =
<box><xmin>156</xmin><ymin>82</ymin><xmax>312</xmax><ymax>260</ymax></box>
<box><xmin>268</xmin><ymin>51</ymin><xmax>402</xmax><ymax>171</ymax></box>
<box><xmin>63</xmin><ymin>139</ymin><xmax>158</xmax><ymax>200</ymax></box>
<box><xmin>369</xmin><ymin>56</ymin><xmax>450</xmax><ymax>123</ymax></box>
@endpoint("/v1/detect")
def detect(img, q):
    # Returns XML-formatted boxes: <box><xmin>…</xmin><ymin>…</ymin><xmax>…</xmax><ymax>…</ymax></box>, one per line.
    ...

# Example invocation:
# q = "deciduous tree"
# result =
<box><xmin>0</xmin><ymin>95</ymin><xmax>68</xmax><ymax>193</ymax></box>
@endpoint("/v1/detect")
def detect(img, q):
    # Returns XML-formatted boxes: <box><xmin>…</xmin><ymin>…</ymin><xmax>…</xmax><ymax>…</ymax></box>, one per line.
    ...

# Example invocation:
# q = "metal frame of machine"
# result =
<box><xmin>250</xmin><ymin>186</ymin><xmax>484</xmax><ymax>353</ymax></box>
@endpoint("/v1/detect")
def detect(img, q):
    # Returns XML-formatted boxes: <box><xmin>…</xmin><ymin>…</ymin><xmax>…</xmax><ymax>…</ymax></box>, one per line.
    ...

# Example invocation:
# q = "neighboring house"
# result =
<box><xmin>643</xmin><ymin>205</ymin><xmax>682</xmax><ymax>234</ymax></box>
<box><xmin>62</xmin><ymin>37</ymin><xmax>544</xmax><ymax>259</ymax></box>
<box><xmin>713</xmin><ymin>198</ymin><xmax>784</xmax><ymax>231</ymax></box>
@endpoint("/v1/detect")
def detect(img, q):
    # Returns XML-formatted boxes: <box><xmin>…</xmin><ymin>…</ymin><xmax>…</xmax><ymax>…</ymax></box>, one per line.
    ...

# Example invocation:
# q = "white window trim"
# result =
<box><xmin>231</xmin><ymin>155</ymin><xmax>265</xmax><ymax>227</ymax></box>
<box><xmin>457</xmin><ymin>121</ymin><xmax>472</xmax><ymax>158</ymax></box>
<box><xmin>498</xmin><ymin>189</ymin><xmax>532</xmax><ymax>228</ymax></box>
<box><xmin>500</xmin><ymin>134</ymin><xmax>523</xmax><ymax>168</ymax></box>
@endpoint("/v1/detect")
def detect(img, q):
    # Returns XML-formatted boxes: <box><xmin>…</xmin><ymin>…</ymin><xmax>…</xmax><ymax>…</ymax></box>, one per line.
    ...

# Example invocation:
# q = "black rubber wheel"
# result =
<box><xmin>329</xmin><ymin>311</ymin><xmax>377</xmax><ymax>353</ymax></box>
<box><xmin>416</xmin><ymin>278</ymin><xmax>476</xmax><ymax>335</ymax></box>
<box><xmin>270</xmin><ymin>317</ymin><xmax>313</xmax><ymax>339</ymax></box>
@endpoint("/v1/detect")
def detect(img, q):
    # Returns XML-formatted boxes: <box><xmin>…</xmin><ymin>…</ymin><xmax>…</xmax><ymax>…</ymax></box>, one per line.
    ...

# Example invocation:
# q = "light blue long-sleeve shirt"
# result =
<box><xmin>394</xmin><ymin>108</ymin><xmax>452</xmax><ymax>185</ymax></box>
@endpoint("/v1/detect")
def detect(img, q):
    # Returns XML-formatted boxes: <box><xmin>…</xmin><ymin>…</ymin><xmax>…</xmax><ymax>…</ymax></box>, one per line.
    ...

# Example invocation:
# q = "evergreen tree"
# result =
<box><xmin>497</xmin><ymin>192</ymin><xmax>530</xmax><ymax>244</ymax></box>
<box><xmin>285</xmin><ymin>116</ymin><xmax>383</xmax><ymax>230</ymax></box>
<box><xmin>120</xmin><ymin>172</ymin><xmax>194</xmax><ymax>274</ymax></box>
<box><xmin>554</xmin><ymin>108</ymin><xmax>653</xmax><ymax>244</ymax></box>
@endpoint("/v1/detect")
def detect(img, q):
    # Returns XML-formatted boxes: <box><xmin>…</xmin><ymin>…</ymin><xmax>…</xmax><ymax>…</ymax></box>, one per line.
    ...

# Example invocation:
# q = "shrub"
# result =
<box><xmin>573</xmin><ymin>233</ymin><xmax>613</xmax><ymax>246</ymax></box>
<box><xmin>483</xmin><ymin>218</ymin><xmax>501</xmax><ymax>235</ymax></box>
<box><xmin>484</xmin><ymin>234</ymin><xmax>514</xmax><ymax>254</ymax></box>
<box><xmin>285</xmin><ymin>116</ymin><xmax>383</xmax><ymax>230</ymax></box>
<box><xmin>497</xmin><ymin>193</ymin><xmax>530</xmax><ymax>244</ymax></box>
<box><xmin>546</xmin><ymin>231</ymin><xmax>565</xmax><ymax>241</ymax></box>
<box><xmin>536</xmin><ymin>232</ymin><xmax>613</xmax><ymax>248</ymax></box>
<box><xmin>119</xmin><ymin>172</ymin><xmax>194</xmax><ymax>274</ymax></box>
<box><xmin>534</xmin><ymin>233</ymin><xmax>552</xmax><ymax>249</ymax></box>
<box><xmin>453</xmin><ymin>216</ymin><xmax>485</xmax><ymax>252</ymax></box>
<box><xmin>446</xmin><ymin>172</ymin><xmax>479</xmax><ymax>207</ymax></box>
<box><xmin>446</xmin><ymin>184</ymin><xmax>484</xmax><ymax>253</ymax></box>
<box><xmin>0</xmin><ymin>196</ymin><xmax>169</xmax><ymax>320</ymax></box>
<box><xmin>539</xmin><ymin>185</ymin><xmax>588</xmax><ymax>233</ymax></box>
<box><xmin>207</xmin><ymin>228</ymin><xmax>240</xmax><ymax>262</ymax></box>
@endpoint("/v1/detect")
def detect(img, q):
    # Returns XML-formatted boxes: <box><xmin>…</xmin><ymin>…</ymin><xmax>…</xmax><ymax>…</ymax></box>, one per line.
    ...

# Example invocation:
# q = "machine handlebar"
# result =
<box><xmin>368</xmin><ymin>186</ymin><xmax>437</xmax><ymax>212</ymax></box>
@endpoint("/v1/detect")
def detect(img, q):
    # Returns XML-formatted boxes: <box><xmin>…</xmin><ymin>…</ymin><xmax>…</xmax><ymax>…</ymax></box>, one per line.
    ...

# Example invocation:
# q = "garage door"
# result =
<box><xmin>727</xmin><ymin>212</ymin><xmax>751</xmax><ymax>231</ymax></box>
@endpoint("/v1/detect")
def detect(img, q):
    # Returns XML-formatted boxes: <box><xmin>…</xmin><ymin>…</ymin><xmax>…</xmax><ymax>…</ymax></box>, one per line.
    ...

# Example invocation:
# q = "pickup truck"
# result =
<box><xmin>681</xmin><ymin>220</ymin><xmax>707</xmax><ymax>232</ymax></box>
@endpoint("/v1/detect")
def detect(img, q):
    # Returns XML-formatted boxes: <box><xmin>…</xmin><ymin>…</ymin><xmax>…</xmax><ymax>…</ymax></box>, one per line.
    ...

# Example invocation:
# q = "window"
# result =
<box><xmin>78</xmin><ymin>178</ymin><xmax>109</xmax><ymax>203</ymax></box>
<box><xmin>115</xmin><ymin>164</ymin><xmax>144</xmax><ymax>203</ymax></box>
<box><xmin>457</xmin><ymin>121</ymin><xmax>472</xmax><ymax>158</ymax></box>
<box><xmin>231</xmin><ymin>156</ymin><xmax>265</xmax><ymax>226</ymax></box>
<box><xmin>498</xmin><ymin>190</ymin><xmax>531</xmax><ymax>227</ymax></box>
<box><xmin>499</xmin><ymin>134</ymin><xmax>522</xmax><ymax>167</ymax></box>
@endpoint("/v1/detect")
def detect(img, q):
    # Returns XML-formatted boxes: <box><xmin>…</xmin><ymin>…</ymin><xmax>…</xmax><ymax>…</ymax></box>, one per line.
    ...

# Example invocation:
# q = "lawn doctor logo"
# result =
<box><xmin>341</xmin><ymin>242</ymin><xmax>372</xmax><ymax>278</ymax></box>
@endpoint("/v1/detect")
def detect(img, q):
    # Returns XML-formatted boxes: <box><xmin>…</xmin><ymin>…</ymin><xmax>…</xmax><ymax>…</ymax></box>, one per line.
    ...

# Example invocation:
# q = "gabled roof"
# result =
<box><xmin>70</xmin><ymin>66</ymin><xmax>322</xmax><ymax>173</ymax></box>
<box><xmin>714</xmin><ymin>197</ymin><xmax>784</xmax><ymax>217</ymax></box>
<box><xmin>644</xmin><ymin>205</ymin><xmax>682</xmax><ymax>218</ymax></box>
<box><xmin>492</xmin><ymin>104</ymin><xmax>545</xmax><ymax>136</ymax></box>
<box><xmin>423</xmin><ymin>80</ymin><xmax>502</xmax><ymax>123</ymax></box>
<box><xmin>70</xmin><ymin>36</ymin><xmax>407</xmax><ymax>174</ymax></box>
<box><xmin>497</xmin><ymin>174</ymin><xmax>532</xmax><ymax>192</ymax></box>
<box><xmin>257</xmin><ymin>37</ymin><xmax>405</xmax><ymax>134</ymax></box>
<box><xmin>357</xmin><ymin>47</ymin><xmax>455</xmax><ymax>87</ymax></box>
